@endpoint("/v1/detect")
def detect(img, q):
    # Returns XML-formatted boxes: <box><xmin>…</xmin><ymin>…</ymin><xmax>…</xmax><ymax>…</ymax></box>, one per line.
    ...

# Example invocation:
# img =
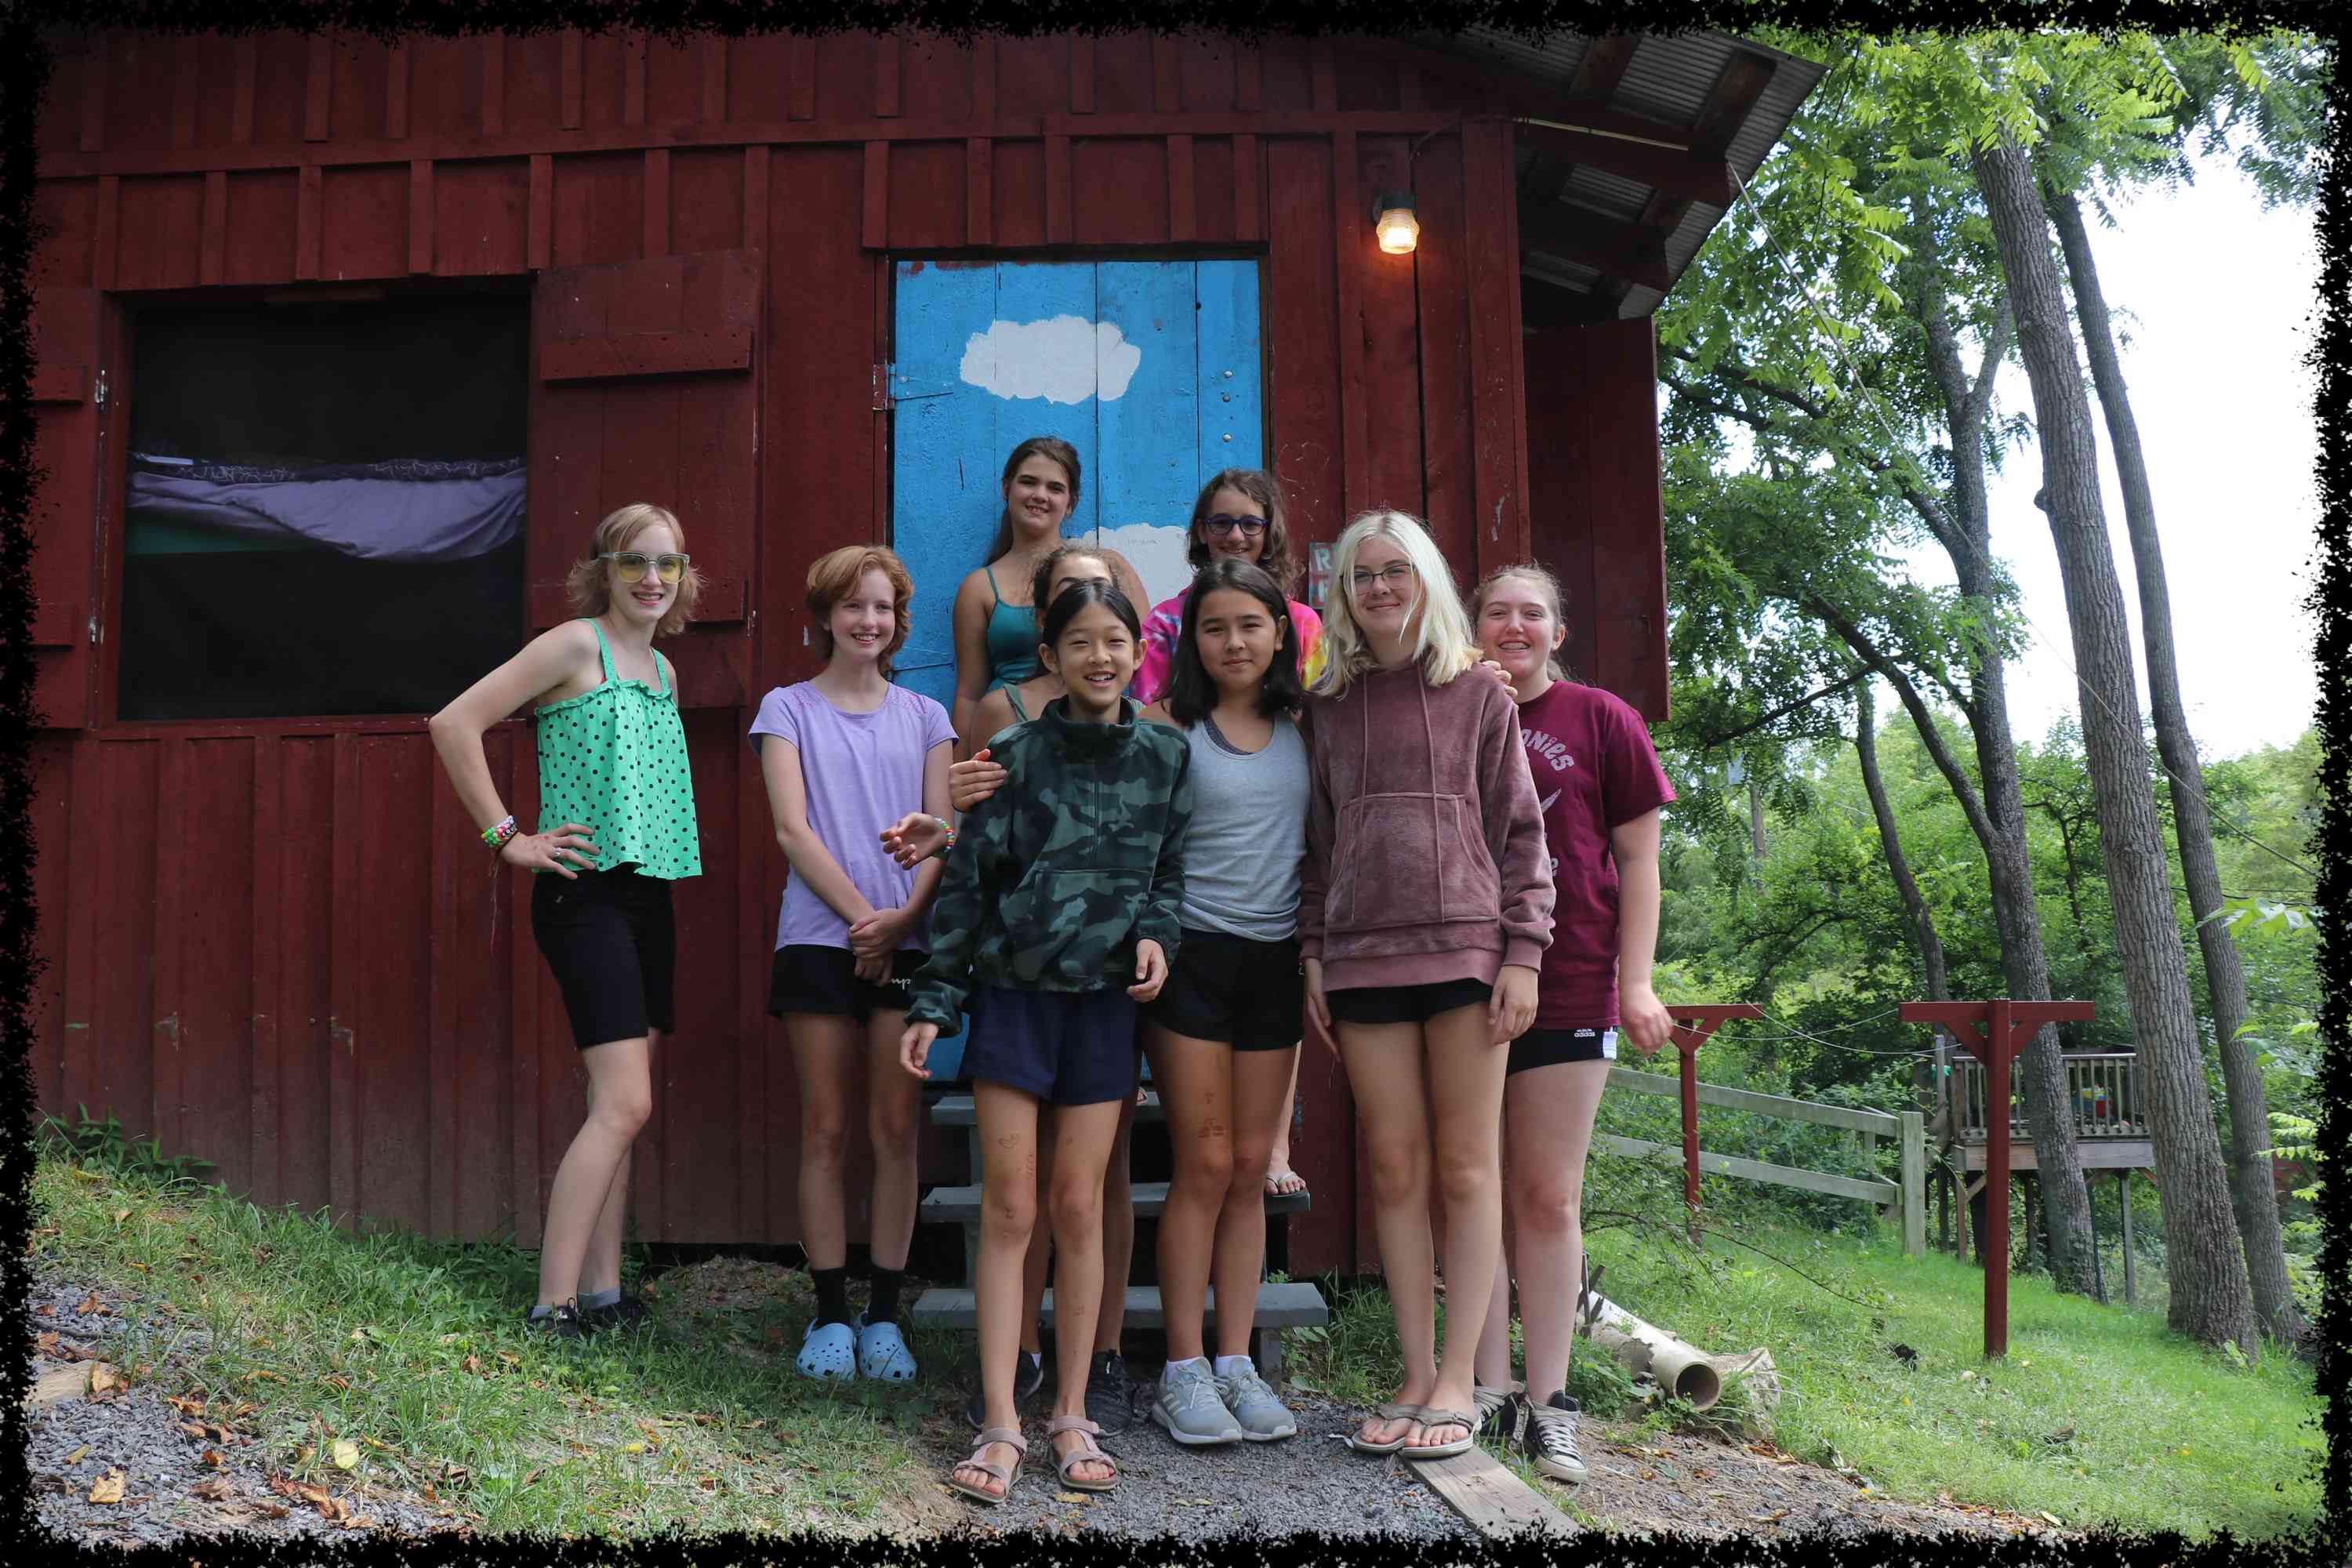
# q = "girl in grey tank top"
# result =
<box><xmin>1178</xmin><ymin>713</ymin><xmax>1308</xmax><ymax>939</ymax></box>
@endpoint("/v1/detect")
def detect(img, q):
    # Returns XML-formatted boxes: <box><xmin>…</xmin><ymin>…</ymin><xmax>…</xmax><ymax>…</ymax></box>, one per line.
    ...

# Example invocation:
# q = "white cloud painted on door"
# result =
<box><xmin>960</xmin><ymin>317</ymin><xmax>1143</xmax><ymax>405</ymax></box>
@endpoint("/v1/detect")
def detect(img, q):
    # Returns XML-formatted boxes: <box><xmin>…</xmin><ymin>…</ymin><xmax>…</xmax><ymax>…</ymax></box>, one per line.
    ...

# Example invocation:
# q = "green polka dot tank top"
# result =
<box><xmin>532</xmin><ymin>619</ymin><xmax>702</xmax><ymax>880</ymax></box>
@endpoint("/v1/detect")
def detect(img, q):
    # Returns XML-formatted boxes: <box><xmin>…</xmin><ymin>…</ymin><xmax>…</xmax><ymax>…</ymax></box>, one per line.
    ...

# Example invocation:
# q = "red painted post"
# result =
<box><xmin>1664</xmin><ymin>1005</ymin><xmax>1763</xmax><ymax>1246</ymax></box>
<box><xmin>1900</xmin><ymin>999</ymin><xmax>2095</xmax><ymax>1359</ymax></box>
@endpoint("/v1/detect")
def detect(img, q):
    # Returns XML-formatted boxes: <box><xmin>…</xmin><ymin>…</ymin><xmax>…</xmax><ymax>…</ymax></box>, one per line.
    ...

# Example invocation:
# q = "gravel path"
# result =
<box><xmin>905</xmin><ymin>1378</ymin><xmax>1479</xmax><ymax>1541</ymax></box>
<box><xmin>21</xmin><ymin>1267</ymin><xmax>466</xmax><ymax>1549</ymax></box>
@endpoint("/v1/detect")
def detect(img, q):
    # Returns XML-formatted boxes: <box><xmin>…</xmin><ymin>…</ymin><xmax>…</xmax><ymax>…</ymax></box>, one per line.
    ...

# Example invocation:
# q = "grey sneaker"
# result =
<box><xmin>1083</xmin><ymin>1349</ymin><xmax>1134</xmax><ymax>1436</ymax></box>
<box><xmin>1523</xmin><ymin>1391</ymin><xmax>1587</xmax><ymax>1483</ymax></box>
<box><xmin>1214</xmin><ymin>1361</ymin><xmax>1298</xmax><ymax>1442</ymax></box>
<box><xmin>1150</xmin><ymin>1358</ymin><xmax>1244</xmax><ymax>1446</ymax></box>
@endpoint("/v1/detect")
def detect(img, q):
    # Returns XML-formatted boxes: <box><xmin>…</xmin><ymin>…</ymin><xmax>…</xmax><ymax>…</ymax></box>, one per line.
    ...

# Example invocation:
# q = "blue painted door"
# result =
<box><xmin>890</xmin><ymin>259</ymin><xmax>1263</xmax><ymax>713</ymax></box>
<box><xmin>891</xmin><ymin>259</ymin><xmax>1260</xmax><ymax>1076</ymax></box>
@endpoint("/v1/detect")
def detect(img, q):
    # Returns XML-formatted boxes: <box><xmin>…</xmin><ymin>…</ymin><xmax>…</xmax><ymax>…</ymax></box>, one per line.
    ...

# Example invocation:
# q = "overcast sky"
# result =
<box><xmin>1894</xmin><ymin>149</ymin><xmax>2322</xmax><ymax>763</ymax></box>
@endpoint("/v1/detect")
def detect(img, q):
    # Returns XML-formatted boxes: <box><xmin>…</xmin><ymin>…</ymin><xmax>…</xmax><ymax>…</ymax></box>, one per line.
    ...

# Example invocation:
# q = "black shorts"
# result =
<box><xmin>768</xmin><ymin>944</ymin><xmax>927</xmax><ymax>1022</ymax></box>
<box><xmin>1508</xmin><ymin>1025</ymin><xmax>1618</xmax><ymax>1076</ymax></box>
<box><xmin>532</xmin><ymin>866</ymin><xmax>676</xmax><ymax>1051</ymax></box>
<box><xmin>960</xmin><ymin>985</ymin><xmax>1141</xmax><ymax>1107</ymax></box>
<box><xmin>1325</xmin><ymin>976</ymin><xmax>1493</xmax><ymax>1027</ymax></box>
<box><xmin>1144</xmin><ymin>930</ymin><xmax>1304</xmax><ymax>1051</ymax></box>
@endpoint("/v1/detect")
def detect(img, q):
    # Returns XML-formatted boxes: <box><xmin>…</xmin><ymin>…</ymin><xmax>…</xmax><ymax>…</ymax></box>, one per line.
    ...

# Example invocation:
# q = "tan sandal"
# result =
<box><xmin>1345</xmin><ymin>1401</ymin><xmax>1426</xmax><ymax>1455</ymax></box>
<box><xmin>1398</xmin><ymin>1405</ymin><xmax>1477</xmax><ymax>1461</ymax></box>
<box><xmin>947</xmin><ymin>1426</ymin><xmax>1027</xmax><ymax>1506</ymax></box>
<box><xmin>1046</xmin><ymin>1414</ymin><xmax>1119</xmax><ymax>1494</ymax></box>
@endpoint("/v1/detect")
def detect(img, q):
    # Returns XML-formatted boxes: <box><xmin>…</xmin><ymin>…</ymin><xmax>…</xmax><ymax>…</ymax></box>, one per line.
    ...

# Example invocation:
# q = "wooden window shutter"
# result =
<box><xmin>30</xmin><ymin>287</ymin><xmax>106</xmax><ymax>730</ymax></box>
<box><xmin>527</xmin><ymin>249</ymin><xmax>760</xmax><ymax>709</ymax></box>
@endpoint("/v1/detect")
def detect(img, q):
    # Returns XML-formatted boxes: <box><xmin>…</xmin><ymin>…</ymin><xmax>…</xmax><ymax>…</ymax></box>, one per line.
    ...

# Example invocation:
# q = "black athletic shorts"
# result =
<box><xmin>1325</xmin><ymin>975</ymin><xmax>1493</xmax><ymax>1027</ymax></box>
<box><xmin>1508</xmin><ymin>1025</ymin><xmax>1618</xmax><ymax>1076</ymax></box>
<box><xmin>768</xmin><ymin>944</ymin><xmax>927</xmax><ymax>1022</ymax></box>
<box><xmin>532</xmin><ymin>866</ymin><xmax>676</xmax><ymax>1051</ymax></box>
<box><xmin>1144</xmin><ymin>929</ymin><xmax>1304</xmax><ymax>1051</ymax></box>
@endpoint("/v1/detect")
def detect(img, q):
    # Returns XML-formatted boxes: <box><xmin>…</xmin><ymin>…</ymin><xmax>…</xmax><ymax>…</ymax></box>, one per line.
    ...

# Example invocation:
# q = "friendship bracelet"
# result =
<box><xmin>930</xmin><ymin>816</ymin><xmax>957</xmax><ymax>861</ymax></box>
<box><xmin>482</xmin><ymin>815</ymin><xmax>519</xmax><ymax>851</ymax></box>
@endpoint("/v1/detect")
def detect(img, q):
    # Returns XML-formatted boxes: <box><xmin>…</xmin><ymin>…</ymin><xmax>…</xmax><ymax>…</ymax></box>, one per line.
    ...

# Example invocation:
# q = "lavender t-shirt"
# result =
<box><xmin>748</xmin><ymin>681</ymin><xmax>956</xmax><ymax>952</ymax></box>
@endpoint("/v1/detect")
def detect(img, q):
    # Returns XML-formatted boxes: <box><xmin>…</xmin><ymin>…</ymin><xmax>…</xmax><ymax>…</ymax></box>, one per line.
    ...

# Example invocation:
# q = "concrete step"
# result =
<box><xmin>909</xmin><ymin>1280</ymin><xmax>1327</xmax><ymax>1331</ymax></box>
<box><xmin>920</xmin><ymin>1179</ymin><xmax>1310</xmax><ymax>1224</ymax></box>
<box><xmin>930</xmin><ymin>1091</ymin><xmax>1163</xmax><ymax>1126</ymax></box>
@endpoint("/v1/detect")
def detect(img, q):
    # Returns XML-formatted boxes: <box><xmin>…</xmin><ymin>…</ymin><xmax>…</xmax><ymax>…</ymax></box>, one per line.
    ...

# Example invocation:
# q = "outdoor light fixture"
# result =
<box><xmin>1373</xmin><ymin>189</ymin><xmax>1420</xmax><ymax>255</ymax></box>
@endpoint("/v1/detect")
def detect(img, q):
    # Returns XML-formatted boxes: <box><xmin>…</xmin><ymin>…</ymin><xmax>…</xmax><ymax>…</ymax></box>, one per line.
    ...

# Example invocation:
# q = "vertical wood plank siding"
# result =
<box><xmin>26</xmin><ymin>28</ymin><xmax>1686</xmax><ymax>1275</ymax></box>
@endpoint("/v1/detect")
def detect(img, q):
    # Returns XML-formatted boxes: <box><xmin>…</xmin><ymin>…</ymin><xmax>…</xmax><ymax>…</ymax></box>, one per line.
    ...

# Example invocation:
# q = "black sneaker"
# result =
<box><xmin>1083</xmin><ymin>1349</ymin><xmax>1133</xmax><ymax>1436</ymax></box>
<box><xmin>1475</xmin><ymin>1384</ymin><xmax>1522</xmax><ymax>1445</ymax></box>
<box><xmin>1522</xmin><ymin>1391</ymin><xmax>1587</xmax><ymax>1483</ymax></box>
<box><xmin>524</xmin><ymin>1302</ymin><xmax>589</xmax><ymax>1342</ymax></box>
<box><xmin>582</xmin><ymin>1293</ymin><xmax>652</xmax><ymax>1335</ymax></box>
<box><xmin>966</xmin><ymin>1348</ymin><xmax>1047</xmax><ymax>1431</ymax></box>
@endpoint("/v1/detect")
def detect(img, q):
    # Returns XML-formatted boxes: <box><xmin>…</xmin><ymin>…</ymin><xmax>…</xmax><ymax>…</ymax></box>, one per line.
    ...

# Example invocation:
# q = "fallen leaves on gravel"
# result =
<box><xmin>65</xmin><ymin>1445</ymin><xmax>89</xmax><ymax>1465</ymax></box>
<box><xmin>76</xmin><ymin>1293</ymin><xmax>111</xmax><ymax>1316</ymax></box>
<box><xmin>87</xmin><ymin>1363</ymin><xmax>119</xmax><ymax>1394</ymax></box>
<box><xmin>332</xmin><ymin>1440</ymin><xmax>361</xmax><ymax>1470</ymax></box>
<box><xmin>166</xmin><ymin>1394</ymin><xmax>205</xmax><ymax>1417</ymax></box>
<box><xmin>201</xmin><ymin>1449</ymin><xmax>226</xmax><ymax>1468</ymax></box>
<box><xmin>191</xmin><ymin>1479</ymin><xmax>234</xmax><ymax>1501</ymax></box>
<box><xmin>88</xmin><ymin>1470</ymin><xmax>126</xmax><ymax>1504</ymax></box>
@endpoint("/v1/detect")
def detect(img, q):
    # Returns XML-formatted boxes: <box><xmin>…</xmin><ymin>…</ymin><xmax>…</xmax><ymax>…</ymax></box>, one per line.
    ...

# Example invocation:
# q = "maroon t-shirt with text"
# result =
<box><xmin>1515</xmin><ymin>680</ymin><xmax>1675</xmax><ymax>1028</ymax></box>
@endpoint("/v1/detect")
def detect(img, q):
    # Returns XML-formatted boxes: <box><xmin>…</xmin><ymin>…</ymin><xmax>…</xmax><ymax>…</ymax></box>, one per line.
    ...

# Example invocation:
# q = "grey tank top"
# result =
<box><xmin>1179</xmin><ymin>711</ymin><xmax>1310</xmax><ymax>942</ymax></box>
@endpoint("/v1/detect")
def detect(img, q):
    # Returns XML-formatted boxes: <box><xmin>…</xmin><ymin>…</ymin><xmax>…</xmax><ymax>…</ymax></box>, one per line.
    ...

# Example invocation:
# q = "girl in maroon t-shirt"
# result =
<box><xmin>1465</xmin><ymin>562</ymin><xmax>1675</xmax><ymax>1483</ymax></box>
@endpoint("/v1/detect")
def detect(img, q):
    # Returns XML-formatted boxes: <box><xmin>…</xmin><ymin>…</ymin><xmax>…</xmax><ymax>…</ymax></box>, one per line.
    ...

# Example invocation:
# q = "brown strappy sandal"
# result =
<box><xmin>1046</xmin><ymin>1414</ymin><xmax>1119</xmax><ymax>1494</ymax></box>
<box><xmin>1345</xmin><ymin>1401</ymin><xmax>1427</xmax><ymax>1455</ymax></box>
<box><xmin>947</xmin><ymin>1427</ymin><xmax>1027</xmax><ymax>1506</ymax></box>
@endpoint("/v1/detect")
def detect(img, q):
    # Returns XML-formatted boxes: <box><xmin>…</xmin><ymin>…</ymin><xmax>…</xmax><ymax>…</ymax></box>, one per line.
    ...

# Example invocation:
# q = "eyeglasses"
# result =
<box><xmin>1203</xmin><ymin>514</ymin><xmax>1268</xmax><ymax>540</ymax></box>
<box><xmin>1349</xmin><ymin>564</ymin><xmax>1414</xmax><ymax>593</ymax></box>
<box><xmin>601</xmin><ymin>551</ymin><xmax>690</xmax><ymax>585</ymax></box>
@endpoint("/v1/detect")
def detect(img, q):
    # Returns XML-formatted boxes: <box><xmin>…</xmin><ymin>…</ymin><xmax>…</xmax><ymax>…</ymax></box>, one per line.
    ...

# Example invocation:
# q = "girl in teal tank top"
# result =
<box><xmin>429</xmin><ymin>503</ymin><xmax>704</xmax><ymax>1346</ymax></box>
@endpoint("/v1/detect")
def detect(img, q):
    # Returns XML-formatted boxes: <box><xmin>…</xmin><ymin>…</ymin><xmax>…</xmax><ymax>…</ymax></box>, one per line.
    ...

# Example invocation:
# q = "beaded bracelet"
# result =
<box><xmin>930</xmin><ymin>816</ymin><xmax>957</xmax><ymax>861</ymax></box>
<box><xmin>482</xmin><ymin>815</ymin><xmax>519</xmax><ymax>851</ymax></box>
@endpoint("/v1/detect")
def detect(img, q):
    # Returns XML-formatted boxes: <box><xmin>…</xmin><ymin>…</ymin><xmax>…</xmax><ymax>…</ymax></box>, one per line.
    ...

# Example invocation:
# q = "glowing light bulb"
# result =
<box><xmin>1373</xmin><ymin>191</ymin><xmax>1419</xmax><ymax>256</ymax></box>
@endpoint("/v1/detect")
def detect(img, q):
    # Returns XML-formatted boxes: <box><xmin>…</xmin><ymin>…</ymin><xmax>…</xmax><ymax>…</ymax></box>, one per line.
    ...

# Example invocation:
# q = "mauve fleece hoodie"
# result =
<box><xmin>1298</xmin><ymin>660</ymin><xmax>1555</xmax><ymax>993</ymax></box>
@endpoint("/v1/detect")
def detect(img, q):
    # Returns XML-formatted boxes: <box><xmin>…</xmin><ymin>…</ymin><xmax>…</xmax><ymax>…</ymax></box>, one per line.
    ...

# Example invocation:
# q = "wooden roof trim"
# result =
<box><xmin>1517</xmin><ymin>201</ymin><xmax>1671</xmax><ymax>294</ymax></box>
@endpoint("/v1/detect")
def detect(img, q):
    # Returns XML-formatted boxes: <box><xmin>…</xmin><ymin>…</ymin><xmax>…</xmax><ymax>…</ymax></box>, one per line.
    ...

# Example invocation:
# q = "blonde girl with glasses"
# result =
<box><xmin>1301</xmin><ymin>510</ymin><xmax>1554</xmax><ymax>1462</ymax></box>
<box><xmin>429</xmin><ymin>503</ymin><xmax>705</xmax><ymax>1342</ymax></box>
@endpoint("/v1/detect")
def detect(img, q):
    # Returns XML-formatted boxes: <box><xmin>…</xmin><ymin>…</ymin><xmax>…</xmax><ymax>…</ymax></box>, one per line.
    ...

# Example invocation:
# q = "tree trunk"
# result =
<box><xmin>1907</xmin><ymin>195</ymin><xmax>2101</xmax><ymax>1299</ymax></box>
<box><xmin>1973</xmin><ymin>133</ymin><xmax>2257</xmax><ymax>1357</ymax></box>
<box><xmin>1855</xmin><ymin>677</ymin><xmax>1950</xmax><ymax>1000</ymax></box>
<box><xmin>2045</xmin><ymin>181</ymin><xmax>2306</xmax><ymax>1350</ymax></box>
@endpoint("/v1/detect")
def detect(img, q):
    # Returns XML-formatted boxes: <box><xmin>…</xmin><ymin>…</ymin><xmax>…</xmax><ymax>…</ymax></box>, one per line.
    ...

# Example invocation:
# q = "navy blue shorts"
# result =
<box><xmin>1326</xmin><ymin>976</ymin><xmax>1492</xmax><ymax>1027</ymax></box>
<box><xmin>960</xmin><ymin>985</ymin><xmax>1140</xmax><ymax>1107</ymax></box>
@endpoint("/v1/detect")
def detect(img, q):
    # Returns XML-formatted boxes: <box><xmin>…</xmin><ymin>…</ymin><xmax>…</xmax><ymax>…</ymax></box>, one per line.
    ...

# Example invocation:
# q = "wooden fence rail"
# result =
<box><xmin>1603</xmin><ymin>1065</ymin><xmax>1927</xmax><ymax>1257</ymax></box>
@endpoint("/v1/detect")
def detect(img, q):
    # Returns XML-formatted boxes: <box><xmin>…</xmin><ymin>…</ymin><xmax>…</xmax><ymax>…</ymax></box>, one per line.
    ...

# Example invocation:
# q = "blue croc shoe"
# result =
<box><xmin>797</xmin><ymin>1319</ymin><xmax>856</xmax><ymax>1381</ymax></box>
<box><xmin>856</xmin><ymin>1314</ymin><xmax>917</xmax><ymax>1381</ymax></box>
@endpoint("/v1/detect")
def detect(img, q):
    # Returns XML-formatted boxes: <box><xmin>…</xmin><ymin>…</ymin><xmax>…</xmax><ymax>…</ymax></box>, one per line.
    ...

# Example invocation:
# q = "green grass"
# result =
<box><xmin>1285</xmin><ymin>1167</ymin><xmax>2322</xmax><ymax>1541</ymax></box>
<box><xmin>29</xmin><ymin>1149</ymin><xmax>969</xmax><ymax>1537</ymax></box>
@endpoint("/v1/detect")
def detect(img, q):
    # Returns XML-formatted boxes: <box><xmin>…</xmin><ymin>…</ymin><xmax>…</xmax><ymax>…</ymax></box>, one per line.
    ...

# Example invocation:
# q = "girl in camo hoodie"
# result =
<box><xmin>1299</xmin><ymin>510</ymin><xmax>1555</xmax><ymax>1465</ymax></box>
<box><xmin>899</xmin><ymin>579</ymin><xmax>1192</xmax><ymax>1506</ymax></box>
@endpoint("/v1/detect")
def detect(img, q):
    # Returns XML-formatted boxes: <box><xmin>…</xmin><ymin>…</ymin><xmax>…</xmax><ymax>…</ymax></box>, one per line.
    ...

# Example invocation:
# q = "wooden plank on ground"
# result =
<box><xmin>1416</xmin><ymin>1445</ymin><xmax>1579</xmax><ymax>1540</ymax></box>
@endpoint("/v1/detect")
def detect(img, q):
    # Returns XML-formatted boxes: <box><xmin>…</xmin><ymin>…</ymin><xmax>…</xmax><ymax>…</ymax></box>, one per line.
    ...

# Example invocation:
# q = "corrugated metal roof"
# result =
<box><xmin>1435</xmin><ymin>27</ymin><xmax>1828</xmax><ymax>319</ymax></box>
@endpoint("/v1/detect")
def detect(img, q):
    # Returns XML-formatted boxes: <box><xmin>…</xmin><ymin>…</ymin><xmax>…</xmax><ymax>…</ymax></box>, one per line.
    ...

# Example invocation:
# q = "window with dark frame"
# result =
<box><xmin>118</xmin><ymin>292</ymin><xmax>529</xmax><ymax>722</ymax></box>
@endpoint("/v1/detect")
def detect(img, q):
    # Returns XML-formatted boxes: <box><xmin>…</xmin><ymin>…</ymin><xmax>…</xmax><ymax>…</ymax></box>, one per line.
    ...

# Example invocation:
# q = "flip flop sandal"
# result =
<box><xmin>796</xmin><ymin>1319</ymin><xmax>856</xmax><ymax>1381</ymax></box>
<box><xmin>947</xmin><ymin>1427</ymin><xmax>1027</xmax><ymax>1506</ymax></box>
<box><xmin>1047</xmin><ymin>1415</ymin><xmax>1120</xmax><ymax>1494</ymax></box>
<box><xmin>855</xmin><ymin>1315</ymin><xmax>917</xmax><ymax>1381</ymax></box>
<box><xmin>1345</xmin><ymin>1402</ymin><xmax>1427</xmax><ymax>1456</ymax></box>
<box><xmin>1398</xmin><ymin>1405</ymin><xmax>1478</xmax><ymax>1461</ymax></box>
<box><xmin>1265</xmin><ymin>1167</ymin><xmax>1307</xmax><ymax>1196</ymax></box>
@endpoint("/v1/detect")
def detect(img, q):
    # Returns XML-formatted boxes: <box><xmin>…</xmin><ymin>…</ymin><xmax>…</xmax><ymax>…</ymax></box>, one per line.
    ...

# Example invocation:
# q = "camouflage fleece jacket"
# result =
<box><xmin>906</xmin><ymin>696</ymin><xmax>1192</xmax><ymax>1030</ymax></box>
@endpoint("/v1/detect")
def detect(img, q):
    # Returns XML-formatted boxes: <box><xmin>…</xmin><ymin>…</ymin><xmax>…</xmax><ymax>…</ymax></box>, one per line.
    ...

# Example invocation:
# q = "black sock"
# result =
<box><xmin>811</xmin><ymin>1266</ymin><xmax>851</xmax><ymax>1329</ymax></box>
<box><xmin>866</xmin><ymin>1268</ymin><xmax>904</xmax><ymax>1326</ymax></box>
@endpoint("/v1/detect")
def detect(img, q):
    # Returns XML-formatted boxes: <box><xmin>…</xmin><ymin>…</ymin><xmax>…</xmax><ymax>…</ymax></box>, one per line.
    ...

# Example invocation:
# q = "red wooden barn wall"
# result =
<box><xmin>28</xmin><ymin>26</ymin><xmax>1667</xmax><ymax>1277</ymax></box>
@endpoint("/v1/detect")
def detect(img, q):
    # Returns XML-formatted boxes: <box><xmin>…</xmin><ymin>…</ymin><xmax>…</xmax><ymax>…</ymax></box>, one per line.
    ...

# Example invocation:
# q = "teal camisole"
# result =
<box><xmin>532</xmin><ymin>619</ymin><xmax>702</xmax><ymax>880</ymax></box>
<box><xmin>982</xmin><ymin>564</ymin><xmax>1041</xmax><ymax>692</ymax></box>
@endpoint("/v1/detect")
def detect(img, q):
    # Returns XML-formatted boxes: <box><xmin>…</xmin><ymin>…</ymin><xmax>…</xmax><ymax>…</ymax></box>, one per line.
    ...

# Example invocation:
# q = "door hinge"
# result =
<box><xmin>871</xmin><ymin>364</ymin><xmax>893</xmax><ymax>412</ymax></box>
<box><xmin>873</xmin><ymin>362</ymin><xmax>955</xmax><ymax>412</ymax></box>
<box><xmin>93</xmin><ymin>369</ymin><xmax>107</xmax><ymax>407</ymax></box>
<box><xmin>89</xmin><ymin>612</ymin><xmax>101</xmax><ymax>645</ymax></box>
